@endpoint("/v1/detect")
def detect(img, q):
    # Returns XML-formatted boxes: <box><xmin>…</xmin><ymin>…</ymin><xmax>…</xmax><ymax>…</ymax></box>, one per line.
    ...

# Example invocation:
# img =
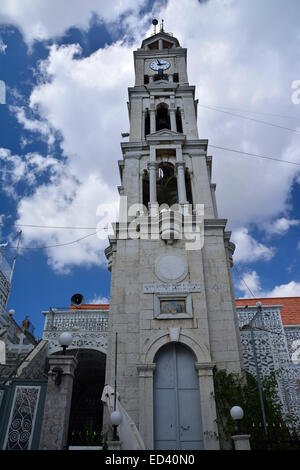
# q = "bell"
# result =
<box><xmin>156</xmin><ymin>115</ymin><xmax>169</xmax><ymax>130</ymax></box>
<box><xmin>156</xmin><ymin>104</ymin><xmax>171</xmax><ymax>131</ymax></box>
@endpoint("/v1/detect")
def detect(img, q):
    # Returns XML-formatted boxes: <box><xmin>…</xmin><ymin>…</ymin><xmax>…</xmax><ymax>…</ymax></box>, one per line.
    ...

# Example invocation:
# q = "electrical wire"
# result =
<box><xmin>208</xmin><ymin>144</ymin><xmax>300</xmax><ymax>166</ymax></box>
<box><xmin>233</xmin><ymin>264</ymin><xmax>257</xmax><ymax>299</ymax></box>
<box><xmin>198</xmin><ymin>103</ymin><xmax>300</xmax><ymax>134</ymax></box>
<box><xmin>0</xmin><ymin>222</ymin><xmax>102</xmax><ymax>230</ymax></box>
<box><xmin>198</xmin><ymin>103</ymin><xmax>300</xmax><ymax>122</ymax></box>
<box><xmin>3</xmin><ymin>229</ymin><xmax>106</xmax><ymax>250</ymax></box>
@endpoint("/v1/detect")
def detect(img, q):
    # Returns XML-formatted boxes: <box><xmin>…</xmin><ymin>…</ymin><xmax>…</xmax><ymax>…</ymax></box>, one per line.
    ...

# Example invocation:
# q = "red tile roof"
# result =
<box><xmin>236</xmin><ymin>297</ymin><xmax>300</xmax><ymax>326</ymax></box>
<box><xmin>70</xmin><ymin>304</ymin><xmax>109</xmax><ymax>310</ymax></box>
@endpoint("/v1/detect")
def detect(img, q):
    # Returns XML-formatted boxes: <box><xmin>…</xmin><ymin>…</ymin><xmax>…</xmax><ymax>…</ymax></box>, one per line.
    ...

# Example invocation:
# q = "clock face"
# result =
<box><xmin>150</xmin><ymin>59</ymin><xmax>170</xmax><ymax>71</ymax></box>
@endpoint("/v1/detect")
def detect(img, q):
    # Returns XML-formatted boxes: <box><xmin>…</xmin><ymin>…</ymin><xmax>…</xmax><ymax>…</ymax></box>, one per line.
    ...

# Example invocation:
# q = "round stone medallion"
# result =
<box><xmin>155</xmin><ymin>255</ymin><xmax>187</xmax><ymax>283</ymax></box>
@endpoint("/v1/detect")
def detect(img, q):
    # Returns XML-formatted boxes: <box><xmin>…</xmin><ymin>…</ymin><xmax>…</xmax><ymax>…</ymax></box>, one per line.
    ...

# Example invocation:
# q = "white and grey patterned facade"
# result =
<box><xmin>236</xmin><ymin>304</ymin><xmax>300</xmax><ymax>424</ymax></box>
<box><xmin>42</xmin><ymin>307</ymin><xmax>109</xmax><ymax>355</ymax></box>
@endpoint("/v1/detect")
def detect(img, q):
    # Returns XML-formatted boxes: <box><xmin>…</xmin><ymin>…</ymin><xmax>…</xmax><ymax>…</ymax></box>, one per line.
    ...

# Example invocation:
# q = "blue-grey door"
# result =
<box><xmin>153</xmin><ymin>343</ymin><xmax>204</xmax><ymax>450</ymax></box>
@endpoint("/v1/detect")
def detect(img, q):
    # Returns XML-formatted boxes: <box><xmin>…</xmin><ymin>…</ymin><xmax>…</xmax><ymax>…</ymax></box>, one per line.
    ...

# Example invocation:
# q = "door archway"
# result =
<box><xmin>153</xmin><ymin>343</ymin><xmax>204</xmax><ymax>450</ymax></box>
<box><xmin>63</xmin><ymin>349</ymin><xmax>106</xmax><ymax>446</ymax></box>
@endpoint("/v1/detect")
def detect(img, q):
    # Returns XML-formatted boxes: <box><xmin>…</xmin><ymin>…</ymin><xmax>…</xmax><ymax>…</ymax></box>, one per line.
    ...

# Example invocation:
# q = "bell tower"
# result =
<box><xmin>104</xmin><ymin>22</ymin><xmax>242</xmax><ymax>450</ymax></box>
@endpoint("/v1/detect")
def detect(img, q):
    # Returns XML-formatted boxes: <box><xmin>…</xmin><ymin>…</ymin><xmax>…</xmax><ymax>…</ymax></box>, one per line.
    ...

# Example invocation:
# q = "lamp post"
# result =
<box><xmin>230</xmin><ymin>406</ymin><xmax>251</xmax><ymax>450</ymax></box>
<box><xmin>230</xmin><ymin>406</ymin><xmax>244</xmax><ymax>434</ymax></box>
<box><xmin>59</xmin><ymin>332</ymin><xmax>73</xmax><ymax>355</ymax></box>
<box><xmin>110</xmin><ymin>410</ymin><xmax>122</xmax><ymax>441</ymax></box>
<box><xmin>110</xmin><ymin>332</ymin><xmax>122</xmax><ymax>441</ymax></box>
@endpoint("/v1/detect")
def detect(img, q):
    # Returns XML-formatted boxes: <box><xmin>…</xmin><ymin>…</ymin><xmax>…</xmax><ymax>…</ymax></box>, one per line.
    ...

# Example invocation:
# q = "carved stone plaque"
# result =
<box><xmin>143</xmin><ymin>282</ymin><xmax>200</xmax><ymax>294</ymax></box>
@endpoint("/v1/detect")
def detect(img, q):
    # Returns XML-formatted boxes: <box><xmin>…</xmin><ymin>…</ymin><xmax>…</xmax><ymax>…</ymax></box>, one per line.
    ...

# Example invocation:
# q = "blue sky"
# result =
<box><xmin>0</xmin><ymin>0</ymin><xmax>300</xmax><ymax>339</ymax></box>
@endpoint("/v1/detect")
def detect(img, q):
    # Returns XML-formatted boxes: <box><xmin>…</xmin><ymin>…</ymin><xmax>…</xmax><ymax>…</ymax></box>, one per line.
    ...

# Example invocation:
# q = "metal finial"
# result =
<box><xmin>161</xmin><ymin>19</ymin><xmax>164</xmax><ymax>32</ymax></box>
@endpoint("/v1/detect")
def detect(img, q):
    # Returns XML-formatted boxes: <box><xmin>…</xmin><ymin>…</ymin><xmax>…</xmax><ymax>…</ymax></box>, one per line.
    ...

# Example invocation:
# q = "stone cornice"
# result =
<box><xmin>128</xmin><ymin>84</ymin><xmax>196</xmax><ymax>97</ymax></box>
<box><xmin>236</xmin><ymin>305</ymin><xmax>284</xmax><ymax>311</ymax></box>
<box><xmin>120</xmin><ymin>141</ymin><xmax>149</xmax><ymax>155</ymax></box>
<box><xmin>145</xmin><ymin>82</ymin><xmax>179</xmax><ymax>91</ymax></box>
<box><xmin>203</xmin><ymin>219</ymin><xmax>228</xmax><ymax>229</ymax></box>
<box><xmin>134</xmin><ymin>47</ymin><xmax>186</xmax><ymax>58</ymax></box>
<box><xmin>135</xmin><ymin>48</ymin><xmax>186</xmax><ymax>58</ymax></box>
<box><xmin>120</xmin><ymin>139</ymin><xmax>209</xmax><ymax>155</ymax></box>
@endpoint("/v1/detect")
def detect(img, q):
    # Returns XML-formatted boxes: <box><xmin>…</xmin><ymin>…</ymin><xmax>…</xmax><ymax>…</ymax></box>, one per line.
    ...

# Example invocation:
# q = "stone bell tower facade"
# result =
<box><xmin>104</xmin><ymin>25</ymin><xmax>242</xmax><ymax>450</ymax></box>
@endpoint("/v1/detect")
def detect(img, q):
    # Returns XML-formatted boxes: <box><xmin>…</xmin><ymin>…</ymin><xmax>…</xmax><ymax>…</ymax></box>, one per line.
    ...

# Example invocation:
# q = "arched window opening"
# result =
<box><xmin>156</xmin><ymin>103</ymin><xmax>171</xmax><ymax>131</ymax></box>
<box><xmin>185</xmin><ymin>169</ymin><xmax>193</xmax><ymax>206</ymax></box>
<box><xmin>142</xmin><ymin>170</ymin><xmax>150</xmax><ymax>207</ymax></box>
<box><xmin>144</xmin><ymin>75</ymin><xmax>149</xmax><ymax>84</ymax></box>
<box><xmin>145</xmin><ymin>109</ymin><xmax>150</xmax><ymax>136</ymax></box>
<box><xmin>176</xmin><ymin>107</ymin><xmax>183</xmax><ymax>133</ymax></box>
<box><xmin>173</xmin><ymin>73</ymin><xmax>179</xmax><ymax>83</ymax></box>
<box><xmin>156</xmin><ymin>162</ymin><xmax>178</xmax><ymax>206</ymax></box>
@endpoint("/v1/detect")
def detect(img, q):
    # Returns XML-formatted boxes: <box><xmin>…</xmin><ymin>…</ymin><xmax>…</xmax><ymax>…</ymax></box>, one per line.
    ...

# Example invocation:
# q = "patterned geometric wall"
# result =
<box><xmin>0</xmin><ymin>380</ymin><xmax>47</xmax><ymax>450</ymax></box>
<box><xmin>237</xmin><ymin>305</ymin><xmax>300</xmax><ymax>424</ymax></box>
<box><xmin>3</xmin><ymin>386</ymin><xmax>41</xmax><ymax>450</ymax></box>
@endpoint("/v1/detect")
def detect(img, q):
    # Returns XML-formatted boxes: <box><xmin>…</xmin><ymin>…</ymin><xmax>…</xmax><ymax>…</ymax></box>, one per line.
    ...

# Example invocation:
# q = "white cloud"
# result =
<box><xmin>0</xmin><ymin>37</ymin><xmax>7</xmax><ymax>53</ymax></box>
<box><xmin>0</xmin><ymin>0</ymin><xmax>147</xmax><ymax>46</ymax></box>
<box><xmin>29</xmin><ymin>41</ymin><xmax>134</xmax><ymax>184</ymax></box>
<box><xmin>232</xmin><ymin>227</ymin><xmax>274</xmax><ymax>263</ymax></box>
<box><xmin>262</xmin><ymin>217</ymin><xmax>300</xmax><ymax>236</ymax></box>
<box><xmin>11</xmin><ymin>41</ymin><xmax>131</xmax><ymax>272</ymax></box>
<box><xmin>10</xmin><ymin>105</ymin><xmax>56</xmax><ymax>147</ymax></box>
<box><xmin>266</xmin><ymin>281</ymin><xmax>300</xmax><ymax>297</ymax></box>
<box><xmin>236</xmin><ymin>270</ymin><xmax>300</xmax><ymax>298</ymax></box>
<box><xmin>16</xmin><ymin>172</ymin><xmax>119</xmax><ymax>273</ymax></box>
<box><xmin>0</xmin><ymin>147</ymin><xmax>60</xmax><ymax>195</ymax></box>
<box><xmin>88</xmin><ymin>294</ymin><xmax>110</xmax><ymax>304</ymax></box>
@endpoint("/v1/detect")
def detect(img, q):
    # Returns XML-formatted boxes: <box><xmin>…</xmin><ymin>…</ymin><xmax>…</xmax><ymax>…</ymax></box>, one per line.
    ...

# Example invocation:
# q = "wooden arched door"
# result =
<box><xmin>153</xmin><ymin>343</ymin><xmax>204</xmax><ymax>450</ymax></box>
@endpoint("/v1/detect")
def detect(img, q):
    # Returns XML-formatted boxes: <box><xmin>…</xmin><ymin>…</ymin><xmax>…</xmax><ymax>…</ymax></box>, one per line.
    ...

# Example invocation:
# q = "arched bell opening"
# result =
<box><xmin>142</xmin><ymin>169</ymin><xmax>150</xmax><ymax>207</ymax></box>
<box><xmin>156</xmin><ymin>103</ymin><xmax>171</xmax><ymax>131</ymax></box>
<box><xmin>50</xmin><ymin>348</ymin><xmax>106</xmax><ymax>446</ymax></box>
<box><xmin>156</xmin><ymin>162</ymin><xmax>178</xmax><ymax>207</ymax></box>
<box><xmin>176</xmin><ymin>107</ymin><xmax>183</xmax><ymax>133</ymax></box>
<box><xmin>145</xmin><ymin>109</ymin><xmax>150</xmax><ymax>137</ymax></box>
<box><xmin>185</xmin><ymin>169</ymin><xmax>193</xmax><ymax>206</ymax></box>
